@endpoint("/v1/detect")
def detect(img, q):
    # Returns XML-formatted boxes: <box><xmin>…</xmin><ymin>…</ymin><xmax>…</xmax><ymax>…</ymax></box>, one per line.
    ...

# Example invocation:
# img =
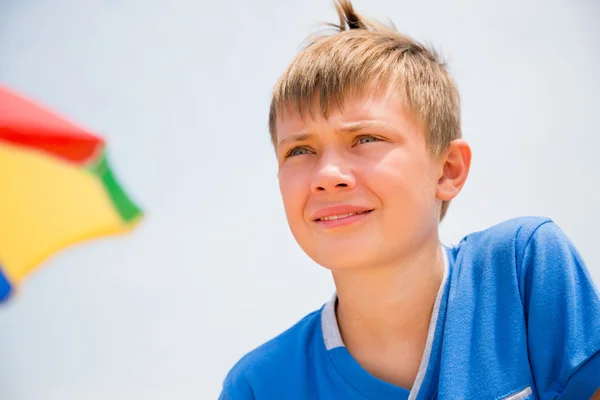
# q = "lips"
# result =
<box><xmin>317</xmin><ymin>210</ymin><xmax>373</xmax><ymax>221</ymax></box>
<box><xmin>311</xmin><ymin>205</ymin><xmax>374</xmax><ymax>222</ymax></box>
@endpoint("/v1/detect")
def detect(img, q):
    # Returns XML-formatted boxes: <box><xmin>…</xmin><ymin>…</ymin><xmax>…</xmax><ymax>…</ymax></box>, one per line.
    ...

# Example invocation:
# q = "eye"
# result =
<box><xmin>356</xmin><ymin>134</ymin><xmax>381</xmax><ymax>145</ymax></box>
<box><xmin>286</xmin><ymin>146</ymin><xmax>313</xmax><ymax>158</ymax></box>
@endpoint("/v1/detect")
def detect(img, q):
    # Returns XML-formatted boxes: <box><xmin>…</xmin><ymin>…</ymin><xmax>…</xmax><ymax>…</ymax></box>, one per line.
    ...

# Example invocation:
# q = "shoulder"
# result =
<box><xmin>448</xmin><ymin>216</ymin><xmax>592</xmax><ymax>301</ymax></box>
<box><xmin>451</xmin><ymin>216</ymin><xmax>561</xmax><ymax>263</ymax></box>
<box><xmin>463</xmin><ymin>216</ymin><xmax>579</xmax><ymax>273</ymax></box>
<box><xmin>220</xmin><ymin>307</ymin><xmax>324</xmax><ymax>398</ymax></box>
<box><xmin>448</xmin><ymin>216</ymin><xmax>566</xmax><ymax>288</ymax></box>
<box><xmin>457</xmin><ymin>216</ymin><xmax>554</xmax><ymax>248</ymax></box>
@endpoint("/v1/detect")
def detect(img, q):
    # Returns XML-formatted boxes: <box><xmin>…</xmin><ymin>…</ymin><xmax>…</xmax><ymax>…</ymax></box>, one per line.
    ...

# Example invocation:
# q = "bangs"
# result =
<box><xmin>271</xmin><ymin>33</ymin><xmax>405</xmax><ymax>123</ymax></box>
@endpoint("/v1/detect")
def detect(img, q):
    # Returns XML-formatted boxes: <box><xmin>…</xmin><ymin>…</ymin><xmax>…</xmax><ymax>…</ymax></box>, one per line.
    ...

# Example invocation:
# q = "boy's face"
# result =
<box><xmin>275</xmin><ymin>90</ymin><xmax>444</xmax><ymax>272</ymax></box>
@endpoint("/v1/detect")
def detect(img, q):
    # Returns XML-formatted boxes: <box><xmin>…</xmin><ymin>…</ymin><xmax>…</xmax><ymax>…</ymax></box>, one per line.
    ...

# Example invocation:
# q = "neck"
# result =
<box><xmin>332</xmin><ymin>238</ymin><xmax>445</xmax><ymax>345</ymax></box>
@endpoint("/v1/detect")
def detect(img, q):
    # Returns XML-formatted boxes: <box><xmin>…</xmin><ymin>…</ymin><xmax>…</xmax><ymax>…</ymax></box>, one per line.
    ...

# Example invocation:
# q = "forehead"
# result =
<box><xmin>275</xmin><ymin>89</ymin><xmax>419</xmax><ymax>142</ymax></box>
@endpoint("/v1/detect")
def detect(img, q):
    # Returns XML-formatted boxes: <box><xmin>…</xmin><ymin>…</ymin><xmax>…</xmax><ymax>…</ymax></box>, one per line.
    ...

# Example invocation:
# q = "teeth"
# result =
<box><xmin>320</xmin><ymin>211</ymin><xmax>367</xmax><ymax>221</ymax></box>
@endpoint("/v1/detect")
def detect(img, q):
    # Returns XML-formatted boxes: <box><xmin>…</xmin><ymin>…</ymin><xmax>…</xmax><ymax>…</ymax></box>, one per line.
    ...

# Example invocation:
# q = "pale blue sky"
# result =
<box><xmin>0</xmin><ymin>0</ymin><xmax>599</xmax><ymax>399</ymax></box>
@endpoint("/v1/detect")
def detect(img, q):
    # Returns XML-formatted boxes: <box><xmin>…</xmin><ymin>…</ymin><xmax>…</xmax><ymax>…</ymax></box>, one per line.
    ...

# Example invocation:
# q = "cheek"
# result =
<box><xmin>278</xmin><ymin>169</ymin><xmax>310</xmax><ymax>220</ymax></box>
<box><xmin>368</xmin><ymin>151</ymin><xmax>436</xmax><ymax>206</ymax></box>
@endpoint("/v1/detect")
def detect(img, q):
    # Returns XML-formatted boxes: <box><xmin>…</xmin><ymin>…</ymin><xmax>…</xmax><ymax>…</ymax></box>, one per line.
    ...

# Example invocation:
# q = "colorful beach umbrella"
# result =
<box><xmin>0</xmin><ymin>84</ymin><xmax>143</xmax><ymax>303</ymax></box>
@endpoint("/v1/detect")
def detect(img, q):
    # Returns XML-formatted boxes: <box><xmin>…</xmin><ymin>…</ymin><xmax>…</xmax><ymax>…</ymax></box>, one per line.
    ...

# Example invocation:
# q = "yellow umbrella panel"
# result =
<box><xmin>0</xmin><ymin>85</ymin><xmax>142</xmax><ymax>302</ymax></box>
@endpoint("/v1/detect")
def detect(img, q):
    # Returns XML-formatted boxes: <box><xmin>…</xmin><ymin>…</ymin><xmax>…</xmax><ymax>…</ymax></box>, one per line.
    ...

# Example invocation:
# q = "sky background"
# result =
<box><xmin>0</xmin><ymin>0</ymin><xmax>599</xmax><ymax>398</ymax></box>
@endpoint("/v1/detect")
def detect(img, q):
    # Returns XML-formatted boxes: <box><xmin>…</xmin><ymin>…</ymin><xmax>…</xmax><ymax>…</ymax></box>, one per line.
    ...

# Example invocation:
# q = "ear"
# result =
<box><xmin>436</xmin><ymin>139</ymin><xmax>472</xmax><ymax>202</ymax></box>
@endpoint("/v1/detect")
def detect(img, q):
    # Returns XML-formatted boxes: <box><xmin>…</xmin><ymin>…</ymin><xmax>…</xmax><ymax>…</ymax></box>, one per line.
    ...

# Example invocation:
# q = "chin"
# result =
<box><xmin>306</xmin><ymin>246</ymin><xmax>384</xmax><ymax>272</ymax></box>
<box><xmin>293</xmin><ymin>228</ymin><xmax>389</xmax><ymax>271</ymax></box>
<box><xmin>301</xmin><ymin>231</ymin><xmax>423</xmax><ymax>273</ymax></box>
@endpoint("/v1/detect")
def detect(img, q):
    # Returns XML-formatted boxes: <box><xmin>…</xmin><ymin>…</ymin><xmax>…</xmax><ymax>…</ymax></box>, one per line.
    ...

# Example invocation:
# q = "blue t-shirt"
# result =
<box><xmin>219</xmin><ymin>217</ymin><xmax>600</xmax><ymax>399</ymax></box>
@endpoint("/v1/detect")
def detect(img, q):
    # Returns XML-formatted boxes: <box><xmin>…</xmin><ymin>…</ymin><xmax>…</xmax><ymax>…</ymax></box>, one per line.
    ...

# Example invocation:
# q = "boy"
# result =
<box><xmin>219</xmin><ymin>1</ymin><xmax>600</xmax><ymax>398</ymax></box>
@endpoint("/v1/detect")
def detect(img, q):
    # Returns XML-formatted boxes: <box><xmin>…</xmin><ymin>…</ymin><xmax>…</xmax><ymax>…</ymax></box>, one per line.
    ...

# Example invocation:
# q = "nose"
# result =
<box><xmin>311</xmin><ymin>152</ymin><xmax>356</xmax><ymax>194</ymax></box>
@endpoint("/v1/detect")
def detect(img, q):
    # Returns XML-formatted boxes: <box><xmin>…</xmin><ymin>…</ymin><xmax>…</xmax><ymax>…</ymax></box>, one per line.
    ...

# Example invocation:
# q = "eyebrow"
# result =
<box><xmin>337</xmin><ymin>120</ymin><xmax>393</xmax><ymax>133</ymax></box>
<box><xmin>277</xmin><ymin>132</ymin><xmax>314</xmax><ymax>149</ymax></box>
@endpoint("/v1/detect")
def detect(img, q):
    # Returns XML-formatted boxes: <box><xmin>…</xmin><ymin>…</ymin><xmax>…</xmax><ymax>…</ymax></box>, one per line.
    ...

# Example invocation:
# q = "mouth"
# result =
<box><xmin>315</xmin><ymin>209</ymin><xmax>374</xmax><ymax>221</ymax></box>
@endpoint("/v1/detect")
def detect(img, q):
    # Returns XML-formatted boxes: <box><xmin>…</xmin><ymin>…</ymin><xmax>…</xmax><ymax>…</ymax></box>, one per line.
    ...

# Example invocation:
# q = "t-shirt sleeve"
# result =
<box><xmin>519</xmin><ymin>220</ymin><xmax>600</xmax><ymax>400</ymax></box>
<box><xmin>218</xmin><ymin>364</ymin><xmax>255</xmax><ymax>400</ymax></box>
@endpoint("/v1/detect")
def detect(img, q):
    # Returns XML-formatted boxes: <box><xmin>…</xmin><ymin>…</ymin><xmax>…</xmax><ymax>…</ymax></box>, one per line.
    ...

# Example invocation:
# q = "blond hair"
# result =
<box><xmin>269</xmin><ymin>0</ymin><xmax>461</xmax><ymax>220</ymax></box>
